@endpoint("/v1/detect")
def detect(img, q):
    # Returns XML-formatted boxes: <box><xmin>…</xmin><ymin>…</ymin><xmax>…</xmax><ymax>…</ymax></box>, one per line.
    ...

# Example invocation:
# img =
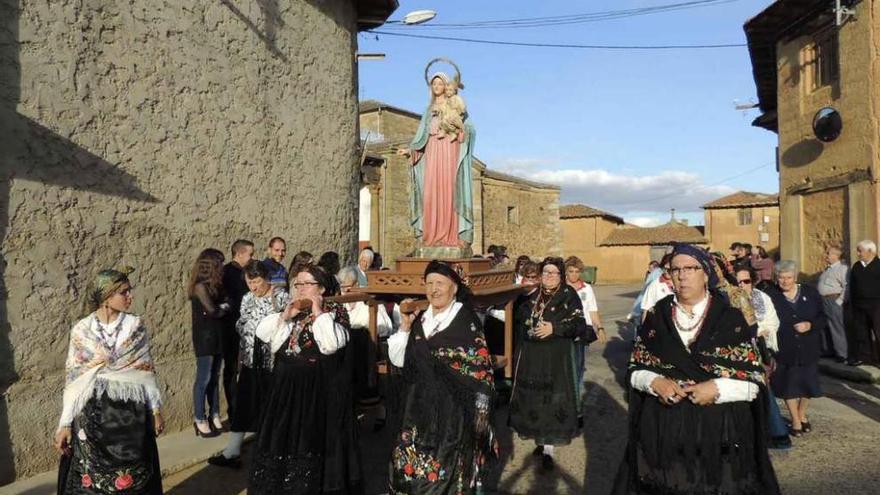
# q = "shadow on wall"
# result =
<box><xmin>0</xmin><ymin>2</ymin><xmax>156</xmax><ymax>484</ymax></box>
<box><xmin>781</xmin><ymin>138</ymin><xmax>824</xmax><ymax>168</ymax></box>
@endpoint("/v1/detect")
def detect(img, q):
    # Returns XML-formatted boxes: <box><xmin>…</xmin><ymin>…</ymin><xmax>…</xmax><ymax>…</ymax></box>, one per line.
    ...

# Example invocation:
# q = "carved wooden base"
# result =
<box><xmin>365</xmin><ymin>257</ymin><xmax>513</xmax><ymax>295</ymax></box>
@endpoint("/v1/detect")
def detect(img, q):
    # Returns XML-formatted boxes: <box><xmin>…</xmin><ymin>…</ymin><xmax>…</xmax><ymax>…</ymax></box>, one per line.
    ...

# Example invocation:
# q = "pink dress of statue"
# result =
<box><xmin>411</xmin><ymin>117</ymin><xmax>462</xmax><ymax>246</ymax></box>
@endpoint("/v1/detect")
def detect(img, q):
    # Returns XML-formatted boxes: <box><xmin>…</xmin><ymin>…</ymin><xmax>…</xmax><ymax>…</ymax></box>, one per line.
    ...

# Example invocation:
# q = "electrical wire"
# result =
<box><xmin>380</xmin><ymin>0</ymin><xmax>740</xmax><ymax>30</ymax></box>
<box><xmin>607</xmin><ymin>163</ymin><xmax>773</xmax><ymax>207</ymax></box>
<box><xmin>369</xmin><ymin>30</ymin><xmax>746</xmax><ymax>50</ymax></box>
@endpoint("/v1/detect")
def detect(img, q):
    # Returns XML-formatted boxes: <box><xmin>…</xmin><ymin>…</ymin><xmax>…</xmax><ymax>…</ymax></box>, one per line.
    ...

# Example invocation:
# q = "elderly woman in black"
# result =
<box><xmin>249</xmin><ymin>265</ymin><xmax>360</xmax><ymax>494</ymax></box>
<box><xmin>768</xmin><ymin>260</ymin><xmax>826</xmax><ymax>436</ymax></box>
<box><xmin>387</xmin><ymin>261</ymin><xmax>497</xmax><ymax>494</ymax></box>
<box><xmin>508</xmin><ymin>256</ymin><xmax>590</xmax><ymax>471</ymax></box>
<box><xmin>613</xmin><ymin>244</ymin><xmax>779</xmax><ymax>494</ymax></box>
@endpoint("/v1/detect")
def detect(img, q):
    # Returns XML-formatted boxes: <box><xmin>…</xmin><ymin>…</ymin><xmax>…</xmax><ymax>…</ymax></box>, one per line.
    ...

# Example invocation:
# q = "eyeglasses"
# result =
<box><xmin>542</xmin><ymin>270</ymin><xmax>561</xmax><ymax>276</ymax></box>
<box><xmin>293</xmin><ymin>282</ymin><xmax>320</xmax><ymax>289</ymax></box>
<box><xmin>668</xmin><ymin>265</ymin><xmax>703</xmax><ymax>276</ymax></box>
<box><xmin>737</xmin><ymin>279</ymin><xmax>753</xmax><ymax>286</ymax></box>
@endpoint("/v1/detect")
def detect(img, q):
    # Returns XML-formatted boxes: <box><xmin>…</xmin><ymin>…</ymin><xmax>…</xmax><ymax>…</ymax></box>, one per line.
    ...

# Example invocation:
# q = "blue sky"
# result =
<box><xmin>357</xmin><ymin>0</ymin><xmax>778</xmax><ymax>227</ymax></box>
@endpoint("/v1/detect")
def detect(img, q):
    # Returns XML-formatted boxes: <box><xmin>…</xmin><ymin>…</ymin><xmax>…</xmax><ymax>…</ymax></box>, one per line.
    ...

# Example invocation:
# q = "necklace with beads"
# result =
<box><xmin>672</xmin><ymin>295</ymin><xmax>711</xmax><ymax>345</ymax></box>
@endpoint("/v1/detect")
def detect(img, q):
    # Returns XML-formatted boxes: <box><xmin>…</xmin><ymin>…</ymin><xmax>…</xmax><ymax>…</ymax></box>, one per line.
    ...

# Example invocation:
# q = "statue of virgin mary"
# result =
<box><xmin>398</xmin><ymin>60</ymin><xmax>475</xmax><ymax>258</ymax></box>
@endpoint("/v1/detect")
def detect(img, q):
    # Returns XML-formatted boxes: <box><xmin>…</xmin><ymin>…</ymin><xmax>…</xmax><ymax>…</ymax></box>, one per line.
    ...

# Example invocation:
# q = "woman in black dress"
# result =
<box><xmin>55</xmin><ymin>267</ymin><xmax>164</xmax><ymax>494</ymax></box>
<box><xmin>768</xmin><ymin>260</ymin><xmax>826</xmax><ymax>436</ymax></box>
<box><xmin>187</xmin><ymin>248</ymin><xmax>229</xmax><ymax>437</ymax></box>
<box><xmin>508</xmin><ymin>257</ymin><xmax>590</xmax><ymax>471</ymax></box>
<box><xmin>613</xmin><ymin>244</ymin><xmax>779</xmax><ymax>494</ymax></box>
<box><xmin>249</xmin><ymin>265</ymin><xmax>361</xmax><ymax>494</ymax></box>
<box><xmin>209</xmin><ymin>260</ymin><xmax>289</xmax><ymax>468</ymax></box>
<box><xmin>387</xmin><ymin>261</ymin><xmax>498</xmax><ymax>494</ymax></box>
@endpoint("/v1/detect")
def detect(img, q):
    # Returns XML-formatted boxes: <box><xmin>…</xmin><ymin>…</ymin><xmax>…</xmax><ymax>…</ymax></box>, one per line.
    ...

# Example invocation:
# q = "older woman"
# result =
<box><xmin>209</xmin><ymin>260</ymin><xmax>289</xmax><ymax>468</ymax></box>
<box><xmin>55</xmin><ymin>267</ymin><xmax>164</xmax><ymax>494</ymax></box>
<box><xmin>613</xmin><ymin>244</ymin><xmax>779</xmax><ymax>494</ymax></box>
<box><xmin>509</xmin><ymin>257</ymin><xmax>591</xmax><ymax>471</ymax></box>
<box><xmin>387</xmin><ymin>261</ymin><xmax>497</xmax><ymax>494</ymax></box>
<box><xmin>768</xmin><ymin>260</ymin><xmax>826</xmax><ymax>437</ymax></box>
<box><xmin>249</xmin><ymin>265</ymin><xmax>360</xmax><ymax>494</ymax></box>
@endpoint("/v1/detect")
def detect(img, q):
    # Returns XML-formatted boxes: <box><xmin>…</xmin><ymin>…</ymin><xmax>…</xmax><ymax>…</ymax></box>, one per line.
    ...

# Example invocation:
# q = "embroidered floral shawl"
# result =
<box><xmin>59</xmin><ymin>313</ymin><xmax>161</xmax><ymax>428</ymax></box>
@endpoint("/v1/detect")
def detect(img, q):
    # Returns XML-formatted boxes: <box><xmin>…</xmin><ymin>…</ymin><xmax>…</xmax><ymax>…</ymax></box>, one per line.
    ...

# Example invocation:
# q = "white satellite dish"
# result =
<box><xmin>403</xmin><ymin>10</ymin><xmax>437</xmax><ymax>25</ymax></box>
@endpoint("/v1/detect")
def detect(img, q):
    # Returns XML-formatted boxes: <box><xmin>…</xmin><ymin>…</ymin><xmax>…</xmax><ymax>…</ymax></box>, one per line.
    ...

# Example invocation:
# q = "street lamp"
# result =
<box><xmin>359</xmin><ymin>10</ymin><xmax>437</xmax><ymax>61</ymax></box>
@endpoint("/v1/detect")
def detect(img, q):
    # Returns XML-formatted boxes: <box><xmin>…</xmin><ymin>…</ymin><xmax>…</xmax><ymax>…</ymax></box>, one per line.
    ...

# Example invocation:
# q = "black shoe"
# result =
<box><xmin>802</xmin><ymin>421</ymin><xmax>812</xmax><ymax>433</ymax></box>
<box><xmin>789</xmin><ymin>427</ymin><xmax>804</xmax><ymax>438</ymax></box>
<box><xmin>532</xmin><ymin>446</ymin><xmax>544</xmax><ymax>457</ymax></box>
<box><xmin>834</xmin><ymin>356</ymin><xmax>848</xmax><ymax>364</ymax></box>
<box><xmin>541</xmin><ymin>454</ymin><xmax>555</xmax><ymax>471</ymax></box>
<box><xmin>847</xmin><ymin>359</ymin><xmax>864</xmax><ymax>367</ymax></box>
<box><xmin>577</xmin><ymin>416</ymin><xmax>584</xmax><ymax>429</ymax></box>
<box><xmin>768</xmin><ymin>435</ymin><xmax>792</xmax><ymax>450</ymax></box>
<box><xmin>207</xmin><ymin>453</ymin><xmax>241</xmax><ymax>469</ymax></box>
<box><xmin>193</xmin><ymin>422</ymin><xmax>218</xmax><ymax>438</ymax></box>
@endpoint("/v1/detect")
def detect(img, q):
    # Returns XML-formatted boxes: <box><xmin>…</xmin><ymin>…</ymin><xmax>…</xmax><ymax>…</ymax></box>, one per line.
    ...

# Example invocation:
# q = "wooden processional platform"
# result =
<box><xmin>348</xmin><ymin>257</ymin><xmax>527</xmax><ymax>378</ymax></box>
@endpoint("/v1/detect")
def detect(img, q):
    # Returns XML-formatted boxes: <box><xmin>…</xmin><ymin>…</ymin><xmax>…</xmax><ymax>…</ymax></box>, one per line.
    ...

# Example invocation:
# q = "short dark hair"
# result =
<box><xmin>540</xmin><ymin>256</ymin><xmax>565</xmax><ymax>278</ymax></box>
<box><xmin>734</xmin><ymin>265</ymin><xmax>758</xmax><ymax>283</ymax></box>
<box><xmin>729</xmin><ymin>242</ymin><xmax>742</xmax><ymax>250</ymax></box>
<box><xmin>741</xmin><ymin>243</ymin><xmax>753</xmax><ymax>252</ymax></box>
<box><xmin>243</xmin><ymin>259</ymin><xmax>269</xmax><ymax>279</ymax></box>
<box><xmin>317</xmin><ymin>251</ymin><xmax>341</xmax><ymax>275</ymax></box>
<box><xmin>268</xmin><ymin>237</ymin><xmax>286</xmax><ymax>248</ymax></box>
<box><xmin>293</xmin><ymin>264</ymin><xmax>335</xmax><ymax>297</ymax></box>
<box><xmin>231</xmin><ymin>239</ymin><xmax>254</xmax><ymax>257</ymax></box>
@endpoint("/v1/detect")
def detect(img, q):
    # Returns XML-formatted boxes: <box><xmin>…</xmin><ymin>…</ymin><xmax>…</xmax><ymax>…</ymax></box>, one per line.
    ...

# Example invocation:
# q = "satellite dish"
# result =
<box><xmin>812</xmin><ymin>107</ymin><xmax>843</xmax><ymax>142</ymax></box>
<box><xmin>403</xmin><ymin>10</ymin><xmax>437</xmax><ymax>25</ymax></box>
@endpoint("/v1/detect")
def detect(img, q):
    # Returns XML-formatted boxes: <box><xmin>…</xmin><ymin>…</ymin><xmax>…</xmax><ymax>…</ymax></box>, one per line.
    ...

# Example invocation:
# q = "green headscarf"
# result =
<box><xmin>82</xmin><ymin>266</ymin><xmax>135</xmax><ymax>316</ymax></box>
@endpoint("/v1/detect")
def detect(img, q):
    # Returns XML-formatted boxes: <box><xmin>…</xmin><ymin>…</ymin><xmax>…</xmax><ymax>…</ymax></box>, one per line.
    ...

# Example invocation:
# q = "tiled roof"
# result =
<box><xmin>600</xmin><ymin>221</ymin><xmax>707</xmax><ymax>246</ymax></box>
<box><xmin>702</xmin><ymin>191</ymin><xmax>779</xmax><ymax>209</ymax></box>
<box><xmin>559</xmin><ymin>204</ymin><xmax>623</xmax><ymax>223</ymax></box>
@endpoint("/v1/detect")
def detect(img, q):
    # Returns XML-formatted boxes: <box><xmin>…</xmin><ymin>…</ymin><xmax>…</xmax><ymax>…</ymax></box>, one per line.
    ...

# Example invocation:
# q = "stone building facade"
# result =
<box><xmin>703</xmin><ymin>191</ymin><xmax>780</xmax><ymax>255</ymax></box>
<box><xmin>745</xmin><ymin>0</ymin><xmax>880</xmax><ymax>276</ymax></box>
<box><xmin>559</xmin><ymin>205</ymin><xmax>626</xmax><ymax>278</ymax></box>
<box><xmin>358</xmin><ymin>100</ymin><xmax>562</xmax><ymax>263</ymax></box>
<box><xmin>0</xmin><ymin>0</ymin><xmax>396</xmax><ymax>483</ymax></box>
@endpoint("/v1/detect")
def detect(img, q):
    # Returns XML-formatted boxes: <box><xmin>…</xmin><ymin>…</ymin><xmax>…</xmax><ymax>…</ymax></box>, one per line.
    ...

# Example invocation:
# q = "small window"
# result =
<box><xmin>805</xmin><ymin>28</ymin><xmax>839</xmax><ymax>91</ymax></box>
<box><xmin>737</xmin><ymin>209</ymin><xmax>753</xmax><ymax>226</ymax></box>
<box><xmin>507</xmin><ymin>206</ymin><xmax>518</xmax><ymax>225</ymax></box>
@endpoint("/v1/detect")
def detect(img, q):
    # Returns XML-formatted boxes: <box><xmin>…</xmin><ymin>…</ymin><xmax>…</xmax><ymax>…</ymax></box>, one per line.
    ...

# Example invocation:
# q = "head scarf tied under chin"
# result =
<box><xmin>670</xmin><ymin>243</ymin><xmax>718</xmax><ymax>289</ymax></box>
<box><xmin>83</xmin><ymin>266</ymin><xmax>135</xmax><ymax>316</ymax></box>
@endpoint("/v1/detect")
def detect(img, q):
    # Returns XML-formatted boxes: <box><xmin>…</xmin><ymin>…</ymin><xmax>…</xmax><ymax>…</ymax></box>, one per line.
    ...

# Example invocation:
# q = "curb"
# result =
<box><xmin>818</xmin><ymin>358</ymin><xmax>880</xmax><ymax>384</ymax></box>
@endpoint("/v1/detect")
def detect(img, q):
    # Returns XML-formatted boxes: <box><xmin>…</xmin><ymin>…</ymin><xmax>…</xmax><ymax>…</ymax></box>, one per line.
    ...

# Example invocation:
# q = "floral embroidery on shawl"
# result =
<box><xmin>392</xmin><ymin>427</ymin><xmax>448</xmax><ymax>484</ymax></box>
<box><xmin>431</xmin><ymin>334</ymin><xmax>495</xmax><ymax>385</ymax></box>
<box><xmin>630</xmin><ymin>337</ymin><xmax>677</xmax><ymax>371</ymax></box>
<box><xmin>286</xmin><ymin>302</ymin><xmax>349</xmax><ymax>356</ymax></box>
<box><xmin>698</xmin><ymin>341</ymin><xmax>766</xmax><ymax>385</ymax></box>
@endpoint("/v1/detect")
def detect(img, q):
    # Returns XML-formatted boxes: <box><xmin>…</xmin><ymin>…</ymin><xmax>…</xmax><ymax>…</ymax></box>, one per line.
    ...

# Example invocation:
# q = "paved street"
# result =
<box><xmin>163</xmin><ymin>284</ymin><xmax>880</xmax><ymax>494</ymax></box>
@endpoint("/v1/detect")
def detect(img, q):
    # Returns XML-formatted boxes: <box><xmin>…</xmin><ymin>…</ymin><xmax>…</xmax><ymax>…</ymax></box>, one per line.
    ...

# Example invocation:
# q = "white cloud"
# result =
<box><xmin>495</xmin><ymin>161</ymin><xmax>735</xmax><ymax>218</ymax></box>
<box><xmin>627</xmin><ymin>217</ymin><xmax>664</xmax><ymax>227</ymax></box>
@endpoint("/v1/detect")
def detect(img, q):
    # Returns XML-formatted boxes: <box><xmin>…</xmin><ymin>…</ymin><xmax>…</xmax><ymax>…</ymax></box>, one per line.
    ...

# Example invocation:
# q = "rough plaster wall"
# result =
<box><xmin>0</xmin><ymin>0</ymin><xmax>360</xmax><ymax>482</ymax></box>
<box><xmin>803</xmin><ymin>187</ymin><xmax>849</xmax><ymax>276</ymax></box>
<box><xmin>481</xmin><ymin>178</ymin><xmax>560</xmax><ymax>258</ymax></box>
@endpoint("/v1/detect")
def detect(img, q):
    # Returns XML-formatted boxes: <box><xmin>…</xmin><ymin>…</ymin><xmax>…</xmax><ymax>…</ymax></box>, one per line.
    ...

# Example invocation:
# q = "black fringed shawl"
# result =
<box><xmin>613</xmin><ymin>293</ymin><xmax>780</xmax><ymax>495</ymax></box>
<box><xmin>390</xmin><ymin>305</ymin><xmax>497</xmax><ymax>495</ymax></box>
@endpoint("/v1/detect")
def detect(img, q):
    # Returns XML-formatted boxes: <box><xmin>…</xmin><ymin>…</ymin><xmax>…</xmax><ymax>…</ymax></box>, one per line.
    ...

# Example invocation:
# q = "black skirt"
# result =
<box><xmin>230</xmin><ymin>365</ymin><xmax>272</xmax><ymax>432</ymax></box>
<box><xmin>508</xmin><ymin>337</ymin><xmax>580</xmax><ymax>446</ymax></box>
<box><xmin>771</xmin><ymin>362</ymin><xmax>822</xmax><ymax>399</ymax></box>
<box><xmin>57</xmin><ymin>392</ymin><xmax>162</xmax><ymax>495</ymax></box>
<box><xmin>249</xmin><ymin>346</ymin><xmax>363</xmax><ymax>495</ymax></box>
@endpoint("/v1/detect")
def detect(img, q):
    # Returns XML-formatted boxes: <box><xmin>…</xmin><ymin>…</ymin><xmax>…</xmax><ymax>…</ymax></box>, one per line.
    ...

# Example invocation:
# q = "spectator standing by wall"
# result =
<box><xmin>845</xmin><ymin>240</ymin><xmax>880</xmax><ymax>366</ymax></box>
<box><xmin>817</xmin><ymin>245</ymin><xmax>848</xmax><ymax>363</ymax></box>
<box><xmin>261</xmin><ymin>237</ymin><xmax>288</xmax><ymax>289</ymax></box>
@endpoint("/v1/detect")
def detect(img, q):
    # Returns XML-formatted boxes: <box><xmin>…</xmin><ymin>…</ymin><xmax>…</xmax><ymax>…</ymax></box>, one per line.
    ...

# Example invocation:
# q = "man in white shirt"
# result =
<box><xmin>817</xmin><ymin>245</ymin><xmax>848</xmax><ymax>362</ymax></box>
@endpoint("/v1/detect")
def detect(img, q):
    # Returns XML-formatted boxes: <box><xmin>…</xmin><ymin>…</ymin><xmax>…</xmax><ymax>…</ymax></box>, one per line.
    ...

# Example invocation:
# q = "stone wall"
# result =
<box><xmin>704</xmin><ymin>206</ymin><xmax>780</xmax><ymax>256</ymax></box>
<box><xmin>481</xmin><ymin>173</ymin><xmax>561</xmax><ymax>259</ymax></box>
<box><xmin>0</xmin><ymin>0</ymin><xmax>361</xmax><ymax>482</ymax></box>
<box><xmin>774</xmin><ymin>5</ymin><xmax>880</xmax><ymax>268</ymax></box>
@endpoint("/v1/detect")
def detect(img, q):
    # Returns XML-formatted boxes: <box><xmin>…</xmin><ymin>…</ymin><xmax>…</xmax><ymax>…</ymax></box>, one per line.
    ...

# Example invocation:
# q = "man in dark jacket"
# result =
<box><xmin>845</xmin><ymin>240</ymin><xmax>880</xmax><ymax>366</ymax></box>
<box><xmin>221</xmin><ymin>239</ymin><xmax>254</xmax><ymax>420</ymax></box>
